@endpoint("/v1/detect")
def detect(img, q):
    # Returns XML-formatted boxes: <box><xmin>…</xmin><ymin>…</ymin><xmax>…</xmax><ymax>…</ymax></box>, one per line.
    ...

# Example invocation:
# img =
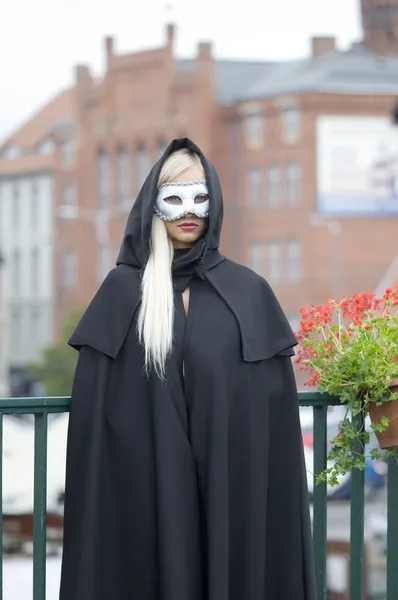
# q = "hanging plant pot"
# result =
<box><xmin>368</xmin><ymin>379</ymin><xmax>398</xmax><ymax>449</ymax></box>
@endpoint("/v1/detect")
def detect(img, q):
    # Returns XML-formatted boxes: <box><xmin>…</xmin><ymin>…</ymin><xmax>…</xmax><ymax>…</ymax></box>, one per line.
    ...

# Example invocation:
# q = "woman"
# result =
<box><xmin>59</xmin><ymin>138</ymin><xmax>315</xmax><ymax>600</ymax></box>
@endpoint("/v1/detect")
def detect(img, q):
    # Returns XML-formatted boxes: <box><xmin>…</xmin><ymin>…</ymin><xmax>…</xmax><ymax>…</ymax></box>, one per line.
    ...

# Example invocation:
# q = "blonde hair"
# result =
<box><xmin>137</xmin><ymin>149</ymin><xmax>203</xmax><ymax>378</ymax></box>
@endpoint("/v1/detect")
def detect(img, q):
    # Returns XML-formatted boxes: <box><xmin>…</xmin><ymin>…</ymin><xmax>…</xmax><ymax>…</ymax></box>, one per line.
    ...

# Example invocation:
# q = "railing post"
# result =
<box><xmin>0</xmin><ymin>414</ymin><xmax>3</xmax><ymax>600</ymax></box>
<box><xmin>312</xmin><ymin>404</ymin><xmax>328</xmax><ymax>600</ymax></box>
<box><xmin>33</xmin><ymin>412</ymin><xmax>48</xmax><ymax>600</ymax></box>
<box><xmin>350</xmin><ymin>411</ymin><xmax>365</xmax><ymax>599</ymax></box>
<box><xmin>387</xmin><ymin>455</ymin><xmax>398</xmax><ymax>600</ymax></box>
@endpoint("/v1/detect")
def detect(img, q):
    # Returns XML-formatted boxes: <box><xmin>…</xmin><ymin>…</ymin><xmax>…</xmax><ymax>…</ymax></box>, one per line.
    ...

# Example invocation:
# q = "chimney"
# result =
<box><xmin>105</xmin><ymin>36</ymin><xmax>115</xmax><ymax>69</ymax></box>
<box><xmin>75</xmin><ymin>64</ymin><xmax>92</xmax><ymax>85</ymax></box>
<box><xmin>311</xmin><ymin>36</ymin><xmax>336</xmax><ymax>57</ymax></box>
<box><xmin>197</xmin><ymin>41</ymin><xmax>212</xmax><ymax>61</ymax></box>
<box><xmin>166</xmin><ymin>23</ymin><xmax>175</xmax><ymax>47</ymax></box>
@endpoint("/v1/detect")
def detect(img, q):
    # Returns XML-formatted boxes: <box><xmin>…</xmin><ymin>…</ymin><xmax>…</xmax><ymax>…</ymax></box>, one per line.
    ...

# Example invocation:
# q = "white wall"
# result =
<box><xmin>0</xmin><ymin>174</ymin><xmax>54</xmax><ymax>381</ymax></box>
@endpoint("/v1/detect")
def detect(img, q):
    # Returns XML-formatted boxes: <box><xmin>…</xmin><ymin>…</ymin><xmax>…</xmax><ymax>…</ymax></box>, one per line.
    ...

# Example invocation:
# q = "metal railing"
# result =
<box><xmin>0</xmin><ymin>393</ymin><xmax>397</xmax><ymax>600</ymax></box>
<box><xmin>0</xmin><ymin>397</ymin><xmax>68</xmax><ymax>600</ymax></box>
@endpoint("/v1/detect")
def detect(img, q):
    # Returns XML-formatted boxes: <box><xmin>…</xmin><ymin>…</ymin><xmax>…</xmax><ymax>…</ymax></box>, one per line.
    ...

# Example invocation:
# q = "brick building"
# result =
<box><xmin>361</xmin><ymin>0</ymin><xmax>398</xmax><ymax>55</ymax></box>
<box><xmin>0</xmin><ymin>90</ymin><xmax>75</xmax><ymax>394</ymax></box>
<box><xmin>56</xmin><ymin>25</ymin><xmax>398</xmax><ymax>332</ymax></box>
<box><xmin>1</xmin><ymin>12</ymin><xmax>398</xmax><ymax>388</ymax></box>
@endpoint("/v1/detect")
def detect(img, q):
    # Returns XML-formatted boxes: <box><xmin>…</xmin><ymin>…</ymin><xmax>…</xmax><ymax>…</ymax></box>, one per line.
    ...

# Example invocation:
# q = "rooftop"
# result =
<box><xmin>243</xmin><ymin>44</ymin><xmax>398</xmax><ymax>100</ymax></box>
<box><xmin>2</xmin><ymin>39</ymin><xmax>398</xmax><ymax>166</ymax></box>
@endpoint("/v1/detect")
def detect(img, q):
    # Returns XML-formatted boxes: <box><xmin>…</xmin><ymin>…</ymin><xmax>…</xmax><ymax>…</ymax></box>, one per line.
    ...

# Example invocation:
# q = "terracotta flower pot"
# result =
<box><xmin>368</xmin><ymin>378</ymin><xmax>398</xmax><ymax>449</ymax></box>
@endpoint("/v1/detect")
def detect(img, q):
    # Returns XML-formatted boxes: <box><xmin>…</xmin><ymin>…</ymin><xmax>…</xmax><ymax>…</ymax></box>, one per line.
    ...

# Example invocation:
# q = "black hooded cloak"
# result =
<box><xmin>59</xmin><ymin>138</ymin><xmax>316</xmax><ymax>600</ymax></box>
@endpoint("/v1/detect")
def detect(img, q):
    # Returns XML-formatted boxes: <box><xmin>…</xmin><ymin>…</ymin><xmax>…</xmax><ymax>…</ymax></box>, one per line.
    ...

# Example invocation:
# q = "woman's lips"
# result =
<box><xmin>178</xmin><ymin>222</ymin><xmax>199</xmax><ymax>232</ymax></box>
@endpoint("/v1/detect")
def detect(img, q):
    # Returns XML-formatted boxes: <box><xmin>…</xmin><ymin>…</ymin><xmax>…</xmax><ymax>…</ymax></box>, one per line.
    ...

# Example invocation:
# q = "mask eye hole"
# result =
<box><xmin>163</xmin><ymin>195</ymin><xmax>183</xmax><ymax>205</ymax></box>
<box><xmin>194</xmin><ymin>194</ymin><xmax>209</xmax><ymax>204</ymax></box>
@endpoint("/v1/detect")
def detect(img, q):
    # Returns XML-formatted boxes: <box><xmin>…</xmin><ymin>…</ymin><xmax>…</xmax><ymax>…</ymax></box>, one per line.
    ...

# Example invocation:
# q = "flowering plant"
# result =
<box><xmin>295</xmin><ymin>287</ymin><xmax>398</xmax><ymax>485</ymax></box>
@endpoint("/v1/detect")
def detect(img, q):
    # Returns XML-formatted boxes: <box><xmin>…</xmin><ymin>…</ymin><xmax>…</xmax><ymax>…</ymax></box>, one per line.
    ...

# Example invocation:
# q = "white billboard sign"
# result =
<box><xmin>317</xmin><ymin>116</ymin><xmax>398</xmax><ymax>216</ymax></box>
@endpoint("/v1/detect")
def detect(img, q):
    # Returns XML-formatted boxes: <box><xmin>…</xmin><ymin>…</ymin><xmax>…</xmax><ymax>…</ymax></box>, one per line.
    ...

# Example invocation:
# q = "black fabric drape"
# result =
<box><xmin>59</xmin><ymin>138</ymin><xmax>316</xmax><ymax>600</ymax></box>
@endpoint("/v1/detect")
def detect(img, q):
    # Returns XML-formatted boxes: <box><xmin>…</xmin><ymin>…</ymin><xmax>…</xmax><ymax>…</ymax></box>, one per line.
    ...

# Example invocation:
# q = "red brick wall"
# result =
<box><xmin>361</xmin><ymin>0</ymin><xmax>398</xmax><ymax>54</ymax></box>
<box><xmin>54</xmin><ymin>40</ymin><xmax>398</xmax><ymax>368</ymax></box>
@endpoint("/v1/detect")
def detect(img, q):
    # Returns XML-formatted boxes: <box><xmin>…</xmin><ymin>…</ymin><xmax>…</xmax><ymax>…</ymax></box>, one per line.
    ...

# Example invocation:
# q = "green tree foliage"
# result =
<box><xmin>30</xmin><ymin>309</ymin><xmax>84</xmax><ymax>396</ymax></box>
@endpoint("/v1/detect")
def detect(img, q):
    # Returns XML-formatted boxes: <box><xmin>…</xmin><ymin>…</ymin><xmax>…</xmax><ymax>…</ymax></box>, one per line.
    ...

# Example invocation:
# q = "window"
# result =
<box><xmin>63</xmin><ymin>184</ymin><xmax>76</xmax><ymax>207</ymax></box>
<box><xmin>267</xmin><ymin>165</ymin><xmax>280</xmax><ymax>207</ymax></box>
<box><xmin>158</xmin><ymin>140</ymin><xmax>168</xmax><ymax>158</ymax></box>
<box><xmin>137</xmin><ymin>146</ymin><xmax>149</xmax><ymax>188</ymax></box>
<box><xmin>282</xmin><ymin>107</ymin><xmax>301</xmax><ymax>141</ymax></box>
<box><xmin>97</xmin><ymin>150</ymin><xmax>109</xmax><ymax>208</ymax></box>
<box><xmin>62</xmin><ymin>139</ymin><xmax>75</xmax><ymax>165</ymax></box>
<box><xmin>249</xmin><ymin>241</ymin><xmax>264</xmax><ymax>275</ymax></box>
<box><xmin>286</xmin><ymin>162</ymin><xmax>301</xmax><ymax>206</ymax></box>
<box><xmin>61</xmin><ymin>250</ymin><xmax>77</xmax><ymax>289</ymax></box>
<box><xmin>244</xmin><ymin>112</ymin><xmax>263</xmax><ymax>146</ymax></box>
<box><xmin>287</xmin><ymin>314</ymin><xmax>300</xmax><ymax>334</ymax></box>
<box><xmin>2</xmin><ymin>145</ymin><xmax>20</xmax><ymax>159</ymax></box>
<box><xmin>12</xmin><ymin>183</ymin><xmax>20</xmax><ymax>230</ymax></box>
<box><xmin>98</xmin><ymin>245</ymin><xmax>111</xmax><ymax>283</ymax></box>
<box><xmin>248</xmin><ymin>167</ymin><xmax>263</xmax><ymax>208</ymax></box>
<box><xmin>10</xmin><ymin>307</ymin><xmax>22</xmax><ymax>357</ymax></box>
<box><xmin>59</xmin><ymin>184</ymin><xmax>77</xmax><ymax>219</ymax></box>
<box><xmin>31</xmin><ymin>180</ymin><xmax>39</xmax><ymax>228</ymax></box>
<box><xmin>116</xmin><ymin>148</ymin><xmax>129</xmax><ymax>206</ymax></box>
<box><xmin>13</xmin><ymin>250</ymin><xmax>21</xmax><ymax>295</ymax></box>
<box><xmin>31</xmin><ymin>248</ymin><xmax>39</xmax><ymax>296</ymax></box>
<box><xmin>268</xmin><ymin>241</ymin><xmax>282</xmax><ymax>284</ymax></box>
<box><xmin>0</xmin><ymin>184</ymin><xmax>3</xmax><ymax>229</ymax></box>
<box><xmin>37</xmin><ymin>139</ymin><xmax>55</xmax><ymax>155</ymax></box>
<box><xmin>31</xmin><ymin>307</ymin><xmax>41</xmax><ymax>347</ymax></box>
<box><xmin>287</xmin><ymin>238</ymin><xmax>302</xmax><ymax>283</ymax></box>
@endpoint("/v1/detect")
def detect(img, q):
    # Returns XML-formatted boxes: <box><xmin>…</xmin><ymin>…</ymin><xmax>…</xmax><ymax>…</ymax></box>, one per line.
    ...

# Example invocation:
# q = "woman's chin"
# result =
<box><xmin>171</xmin><ymin>232</ymin><xmax>201</xmax><ymax>248</ymax></box>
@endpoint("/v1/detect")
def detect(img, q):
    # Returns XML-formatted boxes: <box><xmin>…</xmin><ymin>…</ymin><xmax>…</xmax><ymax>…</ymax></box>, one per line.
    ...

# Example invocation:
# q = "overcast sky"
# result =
<box><xmin>0</xmin><ymin>0</ymin><xmax>361</xmax><ymax>142</ymax></box>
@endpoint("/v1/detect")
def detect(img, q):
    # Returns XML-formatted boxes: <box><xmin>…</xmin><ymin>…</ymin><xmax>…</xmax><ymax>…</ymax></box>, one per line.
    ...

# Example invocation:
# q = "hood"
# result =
<box><xmin>117</xmin><ymin>138</ymin><xmax>224</xmax><ymax>271</ymax></box>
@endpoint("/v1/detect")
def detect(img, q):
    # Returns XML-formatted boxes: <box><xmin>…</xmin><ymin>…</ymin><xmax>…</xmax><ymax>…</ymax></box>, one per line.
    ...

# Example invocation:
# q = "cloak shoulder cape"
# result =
<box><xmin>68</xmin><ymin>259</ymin><xmax>297</xmax><ymax>361</ymax></box>
<box><xmin>59</xmin><ymin>138</ymin><xmax>316</xmax><ymax>600</ymax></box>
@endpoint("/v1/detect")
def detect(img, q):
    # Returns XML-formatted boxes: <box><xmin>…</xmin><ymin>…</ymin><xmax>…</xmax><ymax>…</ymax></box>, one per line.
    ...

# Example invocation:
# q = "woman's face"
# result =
<box><xmin>163</xmin><ymin>165</ymin><xmax>208</xmax><ymax>249</ymax></box>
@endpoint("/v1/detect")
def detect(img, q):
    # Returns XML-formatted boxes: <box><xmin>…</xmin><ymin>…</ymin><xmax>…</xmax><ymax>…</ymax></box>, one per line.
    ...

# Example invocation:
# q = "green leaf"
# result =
<box><xmin>29</xmin><ymin>308</ymin><xmax>85</xmax><ymax>396</ymax></box>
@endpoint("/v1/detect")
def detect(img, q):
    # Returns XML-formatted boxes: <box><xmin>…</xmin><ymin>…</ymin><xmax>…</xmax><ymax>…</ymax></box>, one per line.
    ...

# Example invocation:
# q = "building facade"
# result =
<box><xmin>0</xmin><ymin>91</ymin><xmax>74</xmax><ymax>394</ymax></box>
<box><xmin>56</xmin><ymin>26</ymin><xmax>398</xmax><ymax>333</ymax></box>
<box><xmin>1</xmin><ymin>12</ymin><xmax>398</xmax><ymax>390</ymax></box>
<box><xmin>0</xmin><ymin>171</ymin><xmax>54</xmax><ymax>394</ymax></box>
<box><xmin>361</xmin><ymin>0</ymin><xmax>398</xmax><ymax>54</ymax></box>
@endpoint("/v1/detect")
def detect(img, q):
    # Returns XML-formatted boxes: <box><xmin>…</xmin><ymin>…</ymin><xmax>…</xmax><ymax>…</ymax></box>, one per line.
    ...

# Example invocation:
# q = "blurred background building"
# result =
<box><xmin>0</xmin><ymin>0</ymin><xmax>398</xmax><ymax>394</ymax></box>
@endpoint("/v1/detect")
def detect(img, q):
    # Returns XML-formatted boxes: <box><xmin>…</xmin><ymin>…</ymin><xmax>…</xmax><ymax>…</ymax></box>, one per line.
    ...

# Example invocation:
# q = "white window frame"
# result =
<box><xmin>137</xmin><ymin>146</ymin><xmax>150</xmax><ymax>189</ymax></box>
<box><xmin>97</xmin><ymin>150</ymin><xmax>109</xmax><ymax>209</ymax></box>
<box><xmin>62</xmin><ymin>250</ymin><xmax>77</xmax><ymax>289</ymax></box>
<box><xmin>98</xmin><ymin>244</ymin><xmax>111</xmax><ymax>284</ymax></box>
<box><xmin>62</xmin><ymin>139</ymin><xmax>75</xmax><ymax>165</ymax></box>
<box><xmin>268</xmin><ymin>241</ymin><xmax>282</xmax><ymax>284</ymax></box>
<box><xmin>286</xmin><ymin>162</ymin><xmax>301</xmax><ymax>206</ymax></box>
<box><xmin>12</xmin><ymin>183</ymin><xmax>20</xmax><ymax>231</ymax></box>
<box><xmin>13</xmin><ymin>249</ymin><xmax>21</xmax><ymax>295</ymax></box>
<box><xmin>244</xmin><ymin>112</ymin><xmax>263</xmax><ymax>146</ymax></box>
<box><xmin>267</xmin><ymin>165</ymin><xmax>280</xmax><ymax>208</ymax></box>
<box><xmin>158</xmin><ymin>141</ymin><xmax>168</xmax><ymax>158</ymax></box>
<box><xmin>248</xmin><ymin>167</ymin><xmax>263</xmax><ymax>208</ymax></box>
<box><xmin>282</xmin><ymin>107</ymin><xmax>301</xmax><ymax>142</ymax></box>
<box><xmin>31</xmin><ymin>247</ymin><xmax>39</xmax><ymax>296</ymax></box>
<box><xmin>249</xmin><ymin>241</ymin><xmax>264</xmax><ymax>274</ymax></box>
<box><xmin>287</xmin><ymin>238</ymin><xmax>302</xmax><ymax>283</ymax></box>
<box><xmin>31</xmin><ymin>179</ymin><xmax>39</xmax><ymax>228</ymax></box>
<box><xmin>116</xmin><ymin>148</ymin><xmax>129</xmax><ymax>206</ymax></box>
<box><xmin>37</xmin><ymin>139</ymin><xmax>55</xmax><ymax>155</ymax></box>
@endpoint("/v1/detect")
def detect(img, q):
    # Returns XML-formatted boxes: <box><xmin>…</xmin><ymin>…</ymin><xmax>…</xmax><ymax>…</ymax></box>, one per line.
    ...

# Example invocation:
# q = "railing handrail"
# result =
<box><xmin>0</xmin><ymin>392</ymin><xmax>341</xmax><ymax>409</ymax></box>
<box><xmin>0</xmin><ymin>396</ymin><xmax>70</xmax><ymax>410</ymax></box>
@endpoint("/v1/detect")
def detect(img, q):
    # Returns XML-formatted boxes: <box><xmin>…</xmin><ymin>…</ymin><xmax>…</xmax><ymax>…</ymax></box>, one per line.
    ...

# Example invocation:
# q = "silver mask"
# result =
<box><xmin>154</xmin><ymin>180</ymin><xmax>209</xmax><ymax>222</ymax></box>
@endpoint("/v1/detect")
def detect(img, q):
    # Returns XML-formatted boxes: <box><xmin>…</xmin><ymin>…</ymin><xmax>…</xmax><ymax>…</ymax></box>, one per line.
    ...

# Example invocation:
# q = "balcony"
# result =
<box><xmin>0</xmin><ymin>393</ymin><xmax>396</xmax><ymax>600</ymax></box>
